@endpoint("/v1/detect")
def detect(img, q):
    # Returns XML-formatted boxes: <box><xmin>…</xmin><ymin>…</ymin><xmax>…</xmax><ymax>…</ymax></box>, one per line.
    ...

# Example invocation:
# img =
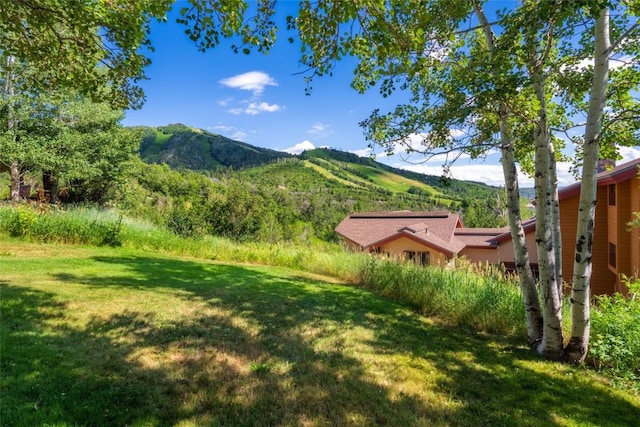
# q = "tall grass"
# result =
<box><xmin>357</xmin><ymin>255</ymin><xmax>526</xmax><ymax>336</ymax></box>
<box><xmin>0</xmin><ymin>204</ymin><xmax>362</xmax><ymax>281</ymax></box>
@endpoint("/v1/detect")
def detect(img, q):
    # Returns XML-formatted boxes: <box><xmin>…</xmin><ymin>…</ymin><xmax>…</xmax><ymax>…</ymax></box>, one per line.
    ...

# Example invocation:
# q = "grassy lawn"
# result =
<box><xmin>1</xmin><ymin>240</ymin><xmax>639</xmax><ymax>426</ymax></box>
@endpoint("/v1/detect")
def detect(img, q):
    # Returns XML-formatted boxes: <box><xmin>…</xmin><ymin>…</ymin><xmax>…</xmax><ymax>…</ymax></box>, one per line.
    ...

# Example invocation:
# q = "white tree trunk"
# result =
<box><xmin>10</xmin><ymin>161</ymin><xmax>20</xmax><ymax>202</ymax></box>
<box><xmin>549</xmin><ymin>148</ymin><xmax>562</xmax><ymax>294</ymax></box>
<box><xmin>566</xmin><ymin>7</ymin><xmax>610</xmax><ymax>364</ymax></box>
<box><xmin>531</xmin><ymin>70</ymin><xmax>564</xmax><ymax>360</ymax></box>
<box><xmin>500</xmin><ymin>127</ymin><xmax>544</xmax><ymax>347</ymax></box>
<box><xmin>474</xmin><ymin>3</ymin><xmax>543</xmax><ymax>347</ymax></box>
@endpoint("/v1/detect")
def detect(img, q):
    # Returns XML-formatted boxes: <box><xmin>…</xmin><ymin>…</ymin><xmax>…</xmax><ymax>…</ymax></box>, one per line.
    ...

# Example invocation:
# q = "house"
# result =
<box><xmin>334</xmin><ymin>210</ymin><xmax>507</xmax><ymax>267</ymax></box>
<box><xmin>335</xmin><ymin>158</ymin><xmax>639</xmax><ymax>295</ymax></box>
<box><xmin>492</xmin><ymin>157</ymin><xmax>640</xmax><ymax>295</ymax></box>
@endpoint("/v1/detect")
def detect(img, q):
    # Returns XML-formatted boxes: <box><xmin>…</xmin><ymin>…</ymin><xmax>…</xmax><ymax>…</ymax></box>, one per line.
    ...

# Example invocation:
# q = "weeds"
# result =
<box><xmin>356</xmin><ymin>255</ymin><xmax>525</xmax><ymax>336</ymax></box>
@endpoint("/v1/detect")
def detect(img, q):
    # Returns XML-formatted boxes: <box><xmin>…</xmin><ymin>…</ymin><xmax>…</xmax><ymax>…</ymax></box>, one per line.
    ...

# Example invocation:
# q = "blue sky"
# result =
<box><xmin>122</xmin><ymin>1</ymin><xmax>639</xmax><ymax>188</ymax></box>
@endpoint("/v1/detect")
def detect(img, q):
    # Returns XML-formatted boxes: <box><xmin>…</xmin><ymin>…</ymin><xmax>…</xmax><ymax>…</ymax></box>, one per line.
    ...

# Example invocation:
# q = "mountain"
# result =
<box><xmin>137</xmin><ymin>123</ymin><xmax>290</xmax><ymax>170</ymax></box>
<box><xmin>236</xmin><ymin>148</ymin><xmax>501</xmax><ymax>210</ymax></box>
<box><xmin>135</xmin><ymin>124</ymin><xmax>501</xmax><ymax>208</ymax></box>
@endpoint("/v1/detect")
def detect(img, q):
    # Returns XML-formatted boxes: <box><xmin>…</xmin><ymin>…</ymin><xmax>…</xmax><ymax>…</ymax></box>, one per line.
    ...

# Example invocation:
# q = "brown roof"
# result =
<box><xmin>335</xmin><ymin>211</ymin><xmax>467</xmax><ymax>256</ymax></box>
<box><xmin>559</xmin><ymin>157</ymin><xmax>640</xmax><ymax>200</ymax></box>
<box><xmin>455</xmin><ymin>228</ymin><xmax>507</xmax><ymax>248</ymax></box>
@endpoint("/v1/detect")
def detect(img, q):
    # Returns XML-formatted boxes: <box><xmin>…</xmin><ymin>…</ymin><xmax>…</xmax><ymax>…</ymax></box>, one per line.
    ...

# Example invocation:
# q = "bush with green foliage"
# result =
<box><xmin>589</xmin><ymin>276</ymin><xmax>640</xmax><ymax>388</ymax></box>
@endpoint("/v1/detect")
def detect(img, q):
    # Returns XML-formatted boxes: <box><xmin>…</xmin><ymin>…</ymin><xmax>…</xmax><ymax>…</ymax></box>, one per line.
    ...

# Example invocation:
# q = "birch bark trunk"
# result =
<box><xmin>474</xmin><ymin>2</ymin><xmax>543</xmax><ymax>347</ymax></box>
<box><xmin>549</xmin><ymin>149</ymin><xmax>562</xmax><ymax>295</ymax></box>
<box><xmin>531</xmin><ymin>69</ymin><xmax>564</xmax><ymax>360</ymax></box>
<box><xmin>500</xmin><ymin>125</ymin><xmax>544</xmax><ymax>347</ymax></box>
<box><xmin>9</xmin><ymin>161</ymin><xmax>20</xmax><ymax>202</ymax></box>
<box><xmin>565</xmin><ymin>7</ymin><xmax>610</xmax><ymax>364</ymax></box>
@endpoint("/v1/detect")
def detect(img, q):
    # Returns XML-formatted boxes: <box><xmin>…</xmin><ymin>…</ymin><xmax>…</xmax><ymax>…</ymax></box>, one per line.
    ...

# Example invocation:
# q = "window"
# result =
<box><xmin>608</xmin><ymin>242</ymin><xmax>617</xmax><ymax>268</ymax></box>
<box><xmin>404</xmin><ymin>251</ymin><xmax>430</xmax><ymax>266</ymax></box>
<box><xmin>608</xmin><ymin>184</ymin><xmax>616</xmax><ymax>206</ymax></box>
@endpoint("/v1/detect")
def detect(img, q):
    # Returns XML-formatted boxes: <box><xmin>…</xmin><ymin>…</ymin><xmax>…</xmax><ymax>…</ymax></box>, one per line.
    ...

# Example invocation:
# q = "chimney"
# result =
<box><xmin>597</xmin><ymin>158</ymin><xmax>616</xmax><ymax>173</ymax></box>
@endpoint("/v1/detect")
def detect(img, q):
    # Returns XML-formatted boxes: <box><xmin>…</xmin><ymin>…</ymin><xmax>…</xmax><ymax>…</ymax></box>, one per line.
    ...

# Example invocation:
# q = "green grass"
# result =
<box><xmin>303</xmin><ymin>159</ymin><xmax>360</xmax><ymax>188</ymax></box>
<box><xmin>2</xmin><ymin>241</ymin><xmax>639</xmax><ymax>426</ymax></box>
<box><xmin>0</xmin><ymin>205</ymin><xmax>363</xmax><ymax>282</ymax></box>
<box><xmin>348</xmin><ymin>163</ymin><xmax>439</xmax><ymax>195</ymax></box>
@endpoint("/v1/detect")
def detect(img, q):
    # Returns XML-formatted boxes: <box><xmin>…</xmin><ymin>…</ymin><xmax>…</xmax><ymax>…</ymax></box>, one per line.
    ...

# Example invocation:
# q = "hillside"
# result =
<box><xmin>137</xmin><ymin>123</ymin><xmax>290</xmax><ymax>170</ymax></box>
<box><xmin>136</xmin><ymin>124</ymin><xmax>501</xmax><ymax>208</ymax></box>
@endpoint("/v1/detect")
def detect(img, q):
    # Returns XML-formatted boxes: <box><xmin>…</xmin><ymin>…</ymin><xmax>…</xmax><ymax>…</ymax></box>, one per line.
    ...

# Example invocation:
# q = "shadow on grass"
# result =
<box><xmin>2</xmin><ymin>255</ymin><xmax>639</xmax><ymax>426</ymax></box>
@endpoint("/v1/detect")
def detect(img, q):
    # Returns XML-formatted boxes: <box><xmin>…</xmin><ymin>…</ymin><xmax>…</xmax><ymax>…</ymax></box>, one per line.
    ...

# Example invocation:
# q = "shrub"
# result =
<box><xmin>0</xmin><ymin>205</ymin><xmax>123</xmax><ymax>246</ymax></box>
<box><xmin>589</xmin><ymin>276</ymin><xmax>640</xmax><ymax>387</ymax></box>
<box><xmin>5</xmin><ymin>206</ymin><xmax>39</xmax><ymax>237</ymax></box>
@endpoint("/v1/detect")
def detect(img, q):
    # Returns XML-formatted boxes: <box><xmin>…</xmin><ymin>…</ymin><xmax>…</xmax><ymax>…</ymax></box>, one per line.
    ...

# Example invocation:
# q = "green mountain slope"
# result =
<box><xmin>237</xmin><ymin>149</ymin><xmax>499</xmax><ymax>210</ymax></box>
<box><xmin>138</xmin><ymin>123</ymin><xmax>290</xmax><ymax>170</ymax></box>
<box><xmin>135</xmin><ymin>124</ymin><xmax>501</xmax><ymax>210</ymax></box>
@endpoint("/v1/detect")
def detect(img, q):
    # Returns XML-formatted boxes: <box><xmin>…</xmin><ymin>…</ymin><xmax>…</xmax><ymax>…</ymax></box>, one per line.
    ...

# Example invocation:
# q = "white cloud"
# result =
<box><xmin>208</xmin><ymin>123</ymin><xmax>252</xmax><ymax>142</ymax></box>
<box><xmin>561</xmin><ymin>55</ymin><xmax>633</xmax><ymax>76</ymax></box>
<box><xmin>229</xmin><ymin>101</ymin><xmax>281</xmax><ymax>115</ymax></box>
<box><xmin>399</xmin><ymin>163</ymin><xmax>510</xmax><ymax>187</ymax></box>
<box><xmin>219</xmin><ymin>71</ymin><xmax>278</xmax><ymax>95</ymax></box>
<box><xmin>231</xmin><ymin>131</ymin><xmax>249</xmax><ymax>141</ymax></box>
<box><xmin>350</xmin><ymin>147</ymin><xmax>373</xmax><ymax>158</ymax></box>
<box><xmin>397</xmin><ymin>160</ymin><xmax>578</xmax><ymax>189</ymax></box>
<box><xmin>383</xmin><ymin>128</ymin><xmax>471</xmax><ymax>157</ymax></box>
<box><xmin>283</xmin><ymin>140</ymin><xmax>315</xmax><ymax>155</ymax></box>
<box><xmin>306</xmin><ymin>122</ymin><xmax>333</xmax><ymax>137</ymax></box>
<box><xmin>246</xmin><ymin>102</ymin><xmax>281</xmax><ymax>115</ymax></box>
<box><xmin>210</xmin><ymin>124</ymin><xmax>231</xmax><ymax>132</ymax></box>
<box><xmin>620</xmin><ymin>146</ymin><xmax>640</xmax><ymax>164</ymax></box>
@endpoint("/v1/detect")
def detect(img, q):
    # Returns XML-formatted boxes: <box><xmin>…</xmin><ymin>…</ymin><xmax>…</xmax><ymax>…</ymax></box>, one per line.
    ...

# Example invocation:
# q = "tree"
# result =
<box><xmin>0</xmin><ymin>0</ymin><xmax>174</xmax><ymax>109</ymax></box>
<box><xmin>0</xmin><ymin>0</ymin><xmax>278</xmax><ymax>200</ymax></box>
<box><xmin>0</xmin><ymin>68</ymin><xmax>139</xmax><ymax>204</ymax></box>
<box><xmin>0</xmin><ymin>0</ymin><xmax>281</xmax><ymax>110</ymax></box>
<box><xmin>283</xmin><ymin>0</ymin><xmax>639</xmax><ymax>361</ymax></box>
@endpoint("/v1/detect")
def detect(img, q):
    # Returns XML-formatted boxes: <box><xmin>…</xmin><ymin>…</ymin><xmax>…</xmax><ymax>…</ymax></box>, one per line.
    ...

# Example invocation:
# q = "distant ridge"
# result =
<box><xmin>137</xmin><ymin>123</ymin><xmax>290</xmax><ymax>170</ymax></box>
<box><xmin>134</xmin><ymin>124</ymin><xmax>501</xmax><ymax>206</ymax></box>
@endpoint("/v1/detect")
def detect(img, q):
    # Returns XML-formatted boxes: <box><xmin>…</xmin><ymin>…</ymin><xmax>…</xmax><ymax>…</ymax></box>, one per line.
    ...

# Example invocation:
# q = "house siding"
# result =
<box><xmin>459</xmin><ymin>247</ymin><xmax>501</xmax><ymax>264</ymax></box>
<box><xmin>587</xmin><ymin>188</ymin><xmax>616</xmax><ymax>295</ymax></box>
<box><xmin>380</xmin><ymin>236</ymin><xmax>450</xmax><ymax>266</ymax></box>
<box><xmin>630</xmin><ymin>176</ymin><xmax>640</xmax><ymax>293</ymax></box>
<box><xmin>618</xmin><ymin>177</ymin><xmax>640</xmax><ymax>294</ymax></box>
<box><xmin>560</xmin><ymin>193</ymin><xmax>580</xmax><ymax>288</ymax></box>
<box><xmin>497</xmin><ymin>231</ymin><xmax>538</xmax><ymax>265</ymax></box>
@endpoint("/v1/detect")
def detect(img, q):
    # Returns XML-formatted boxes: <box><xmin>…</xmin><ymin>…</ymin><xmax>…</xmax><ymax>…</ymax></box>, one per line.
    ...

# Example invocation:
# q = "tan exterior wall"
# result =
<box><xmin>341</xmin><ymin>237</ymin><xmax>362</xmax><ymax>252</ymax></box>
<box><xmin>378</xmin><ymin>236</ymin><xmax>450</xmax><ymax>266</ymax></box>
<box><xmin>497</xmin><ymin>230</ymin><xmax>538</xmax><ymax>265</ymax></box>
<box><xmin>617</xmin><ymin>177</ymin><xmax>640</xmax><ymax>294</ymax></box>
<box><xmin>459</xmin><ymin>247</ymin><xmax>501</xmax><ymax>264</ymax></box>
<box><xmin>617</xmin><ymin>181</ymin><xmax>631</xmax><ymax>278</ymax></box>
